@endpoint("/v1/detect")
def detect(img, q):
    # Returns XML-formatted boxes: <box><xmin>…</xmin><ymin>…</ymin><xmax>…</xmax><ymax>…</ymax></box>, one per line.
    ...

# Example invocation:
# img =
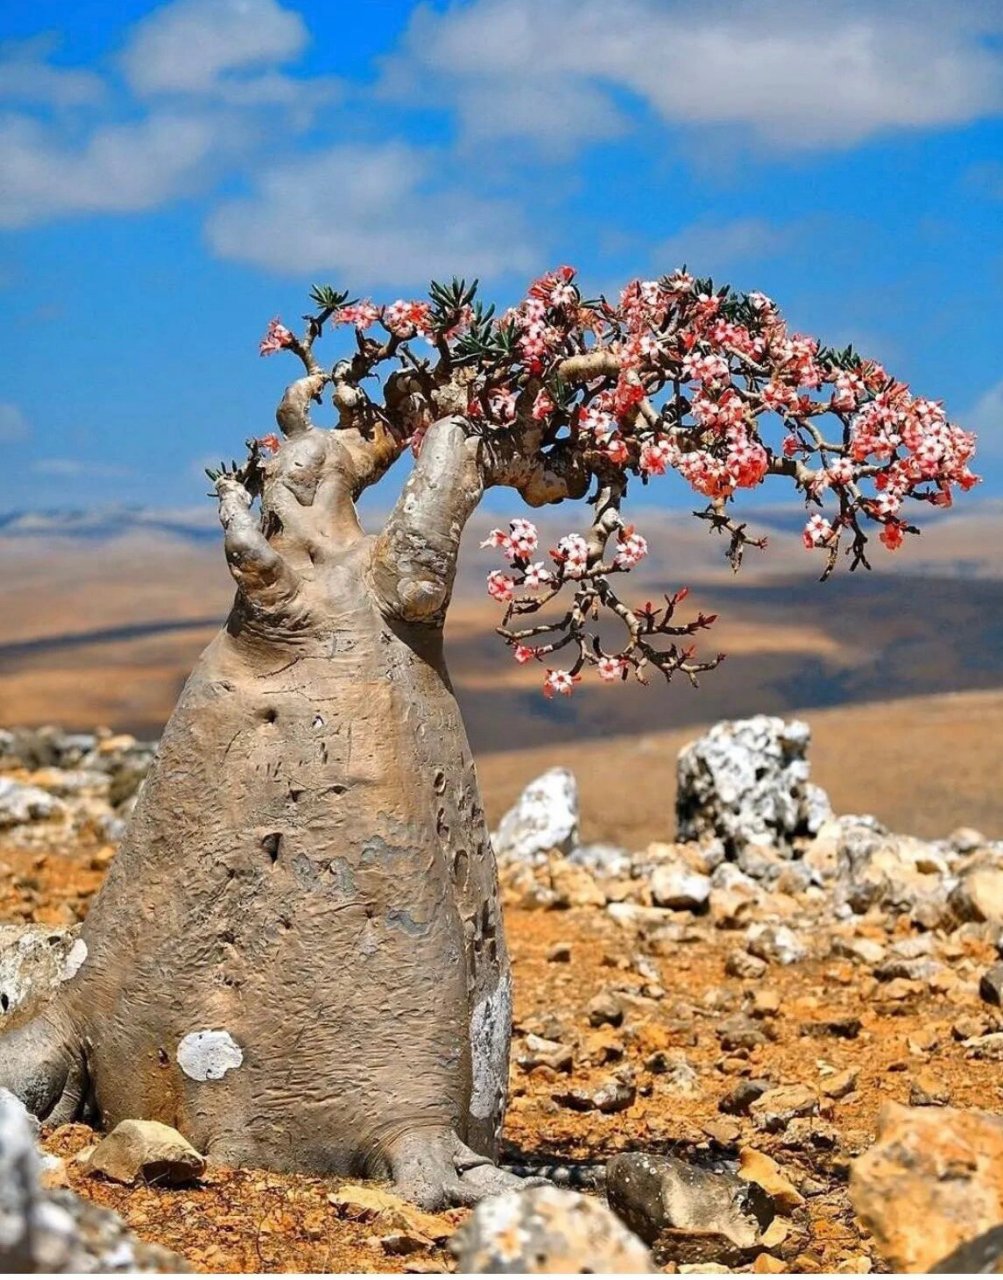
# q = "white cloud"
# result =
<box><xmin>0</xmin><ymin>1</ymin><xmax>341</xmax><ymax>231</ymax></box>
<box><xmin>0</xmin><ymin>403</ymin><xmax>29</xmax><ymax>443</ymax></box>
<box><xmin>32</xmin><ymin>458</ymin><xmax>130</xmax><ymax>479</ymax></box>
<box><xmin>655</xmin><ymin>218</ymin><xmax>798</xmax><ymax>274</ymax></box>
<box><xmin>0</xmin><ymin>35</ymin><xmax>105</xmax><ymax>107</ymax></box>
<box><xmin>0</xmin><ymin>111</ymin><xmax>236</xmax><ymax>228</ymax></box>
<box><xmin>206</xmin><ymin>142</ymin><xmax>539</xmax><ymax>284</ymax></box>
<box><xmin>383</xmin><ymin>0</ymin><xmax>1003</xmax><ymax>152</ymax></box>
<box><xmin>970</xmin><ymin>379</ymin><xmax>1003</xmax><ymax>459</ymax></box>
<box><xmin>120</xmin><ymin>0</ymin><xmax>307</xmax><ymax>96</ymax></box>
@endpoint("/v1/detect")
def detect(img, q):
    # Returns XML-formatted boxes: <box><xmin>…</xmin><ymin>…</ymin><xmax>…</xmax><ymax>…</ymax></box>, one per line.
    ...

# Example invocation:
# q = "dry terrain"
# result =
<box><xmin>2</xmin><ymin>804</ymin><xmax>1001</xmax><ymax>1273</ymax></box>
<box><xmin>2</xmin><ymin>500</ymin><xmax>1001</xmax><ymax>838</ymax></box>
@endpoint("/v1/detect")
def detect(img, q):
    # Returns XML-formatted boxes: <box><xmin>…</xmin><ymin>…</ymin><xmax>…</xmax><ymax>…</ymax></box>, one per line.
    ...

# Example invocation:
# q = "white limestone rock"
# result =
<box><xmin>493</xmin><ymin>768</ymin><xmax>579</xmax><ymax>866</ymax></box>
<box><xmin>676</xmin><ymin>716</ymin><xmax>832</xmax><ymax>855</ymax></box>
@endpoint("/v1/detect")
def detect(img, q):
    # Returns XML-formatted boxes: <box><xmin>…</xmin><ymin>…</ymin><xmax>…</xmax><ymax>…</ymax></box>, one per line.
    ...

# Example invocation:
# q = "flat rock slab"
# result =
<box><xmin>606</xmin><ymin>1151</ymin><xmax>773</xmax><ymax>1266</ymax></box>
<box><xmin>84</xmin><ymin>1119</ymin><xmax>205</xmax><ymax>1186</ymax></box>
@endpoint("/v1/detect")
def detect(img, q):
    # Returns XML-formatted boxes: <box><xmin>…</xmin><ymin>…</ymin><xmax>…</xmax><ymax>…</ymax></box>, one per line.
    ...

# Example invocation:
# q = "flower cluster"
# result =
<box><xmin>480</xmin><ymin>517</ymin><xmax>717</xmax><ymax>697</ymax></box>
<box><xmin>258</xmin><ymin>318</ymin><xmax>293</xmax><ymax>356</ymax></box>
<box><xmin>256</xmin><ymin>265</ymin><xmax>978</xmax><ymax>699</ymax></box>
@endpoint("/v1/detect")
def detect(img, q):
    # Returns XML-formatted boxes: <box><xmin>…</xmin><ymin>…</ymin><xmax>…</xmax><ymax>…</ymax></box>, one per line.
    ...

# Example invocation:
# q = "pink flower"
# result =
<box><xmin>614</xmin><ymin>528</ymin><xmax>648</xmax><ymax>569</ymax></box>
<box><xmin>513</xmin><ymin>644</ymin><xmax>535</xmax><ymax>664</ymax></box>
<box><xmin>580</xmin><ymin>403</ymin><xmax>615</xmax><ymax>442</ymax></box>
<box><xmin>605</xmin><ymin>437</ymin><xmax>630</xmax><ymax>466</ymax></box>
<box><xmin>802</xmin><ymin>514</ymin><xmax>834</xmax><ymax>549</ymax></box>
<box><xmin>488</xmin><ymin>388</ymin><xmax>518</xmax><ymax>423</ymax></box>
<box><xmin>523</xmin><ymin>562</ymin><xmax>552</xmax><ymax>589</ymax></box>
<box><xmin>879</xmin><ymin>520</ymin><xmax>906</xmax><ymax>550</ymax></box>
<box><xmin>508</xmin><ymin>517</ymin><xmax>539</xmax><ymax>557</ymax></box>
<box><xmin>639</xmin><ymin>439</ymin><xmax>673</xmax><ymax>476</ymax></box>
<box><xmin>532</xmin><ymin>389</ymin><xmax>556</xmax><ymax>420</ymax></box>
<box><xmin>333</xmin><ymin>301</ymin><xmax>380</xmax><ymax>330</ymax></box>
<box><xmin>682</xmin><ymin>352</ymin><xmax>730</xmax><ymax>385</ymax></box>
<box><xmin>259</xmin><ymin>317</ymin><xmax>293</xmax><ymax>356</ymax></box>
<box><xmin>480</xmin><ymin>528</ymin><xmax>512</xmax><ymax>554</ymax></box>
<box><xmin>486</xmin><ymin>570</ymin><xmax>515</xmax><ymax>603</ymax></box>
<box><xmin>825</xmin><ymin>456</ymin><xmax>855</xmax><ymax>486</ymax></box>
<box><xmin>596</xmin><ymin>656</ymin><xmax>625</xmax><ymax>682</ymax></box>
<box><xmin>543</xmin><ymin>669</ymin><xmax>579</xmax><ymax>698</ymax></box>
<box><xmin>384</xmin><ymin>299</ymin><xmax>432</xmax><ymax>338</ymax></box>
<box><xmin>553</xmin><ymin>533</ymin><xmax>589</xmax><ymax>577</ymax></box>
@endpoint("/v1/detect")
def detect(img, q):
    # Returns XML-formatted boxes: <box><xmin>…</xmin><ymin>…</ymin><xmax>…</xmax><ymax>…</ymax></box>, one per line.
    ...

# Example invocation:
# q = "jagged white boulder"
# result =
<box><xmin>493</xmin><ymin>768</ymin><xmax>579</xmax><ymax>865</ymax></box>
<box><xmin>676</xmin><ymin>716</ymin><xmax>832</xmax><ymax>854</ymax></box>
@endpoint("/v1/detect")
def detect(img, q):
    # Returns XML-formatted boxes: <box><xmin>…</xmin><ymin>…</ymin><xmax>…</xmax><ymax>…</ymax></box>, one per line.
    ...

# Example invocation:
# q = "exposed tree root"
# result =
<box><xmin>388</xmin><ymin>1128</ymin><xmax>546</xmax><ymax>1211</ymax></box>
<box><xmin>0</xmin><ymin>1008</ymin><xmax>89</xmax><ymax>1124</ymax></box>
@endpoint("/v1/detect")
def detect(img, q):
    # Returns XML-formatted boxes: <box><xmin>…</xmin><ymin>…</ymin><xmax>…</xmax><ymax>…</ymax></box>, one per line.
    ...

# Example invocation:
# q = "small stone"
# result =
<box><xmin>738</xmin><ymin>1149</ymin><xmax>805</xmax><ymax>1212</ymax></box>
<box><xmin>518</xmin><ymin>1034</ymin><xmax>573</xmax><ymax>1074</ymax></box>
<box><xmin>587</xmin><ymin>990</ymin><xmax>625</xmax><ymax>1027</ymax></box>
<box><xmin>805</xmin><ymin>1014</ymin><xmax>862</xmax><ymax>1040</ymax></box>
<box><xmin>821</xmin><ymin>1068</ymin><xmax>859</xmax><ymax>1100</ymax></box>
<box><xmin>718</xmin><ymin>1014</ymin><xmax>768</xmax><ymax>1051</ymax></box>
<box><xmin>546</xmin><ymin>942</ymin><xmax>572</xmax><ymax>963</ymax></box>
<box><xmin>745</xmin><ymin>924</ymin><xmax>807</xmax><ymax>967</ymax></box>
<box><xmin>980</xmin><ymin>963</ymin><xmax>1003</xmax><ymax>1006</ymax></box>
<box><xmin>964</xmin><ymin>1033</ymin><xmax>1003</xmax><ymax>1061</ymax></box>
<box><xmin>725</xmin><ymin>949</ymin><xmax>767</xmax><ymax>980</ymax></box>
<box><xmin>648</xmin><ymin>1052</ymin><xmax>699</xmax><ymax>1095</ymax></box>
<box><xmin>950</xmin><ymin>827</ymin><xmax>987</xmax><ymax>854</ymax></box>
<box><xmin>0</xmin><ymin>777</ymin><xmax>67</xmax><ymax>828</ymax></box>
<box><xmin>606</xmin><ymin>1151</ymin><xmax>773</xmax><ymax>1266</ymax></box>
<box><xmin>950</xmin><ymin>867</ymin><xmax>1003</xmax><ymax>926</ymax></box>
<box><xmin>549</xmin><ymin>858</ymin><xmax>606</xmax><ymax>909</ymax></box>
<box><xmin>84</xmin><ymin>1119</ymin><xmax>205</xmax><ymax>1186</ymax></box>
<box><xmin>909</xmin><ymin>1070</ymin><xmax>949</xmax><ymax>1106</ymax></box>
<box><xmin>952</xmin><ymin>1014</ymin><xmax>987</xmax><ymax>1041</ymax></box>
<box><xmin>753</xmin><ymin>1254</ymin><xmax>787</xmax><ymax>1273</ymax></box>
<box><xmin>703</xmin><ymin>1118</ymin><xmax>741</xmax><ymax>1146</ymax></box>
<box><xmin>450</xmin><ymin>1185</ymin><xmax>653</xmax><ymax>1273</ymax></box>
<box><xmin>719</xmin><ymin>1079</ymin><xmax>770</xmax><ymax>1116</ymax></box>
<box><xmin>760</xmin><ymin>1218</ymin><xmax>790</xmax><ymax>1249</ymax></box>
<box><xmin>651</xmin><ymin>863</ymin><xmax>712</xmax><ymax>912</ymax></box>
<box><xmin>554</xmin><ymin>1075</ymin><xmax>636</xmax><ymax>1114</ymax></box>
<box><xmin>569</xmin><ymin>842</ymin><xmax>633</xmax><ymax>878</ymax></box>
<box><xmin>592</xmin><ymin>1076</ymin><xmax>637</xmax><ymax>1114</ymax></box>
<box><xmin>750</xmin><ymin>1085</ymin><xmax>818</xmax><ymax>1133</ymax></box>
<box><xmin>752</xmin><ymin>988</ymin><xmax>782</xmax><ymax>1019</ymax></box>
<box><xmin>831</xmin><ymin>935</ymin><xmax>886</xmax><ymax>966</ymax></box>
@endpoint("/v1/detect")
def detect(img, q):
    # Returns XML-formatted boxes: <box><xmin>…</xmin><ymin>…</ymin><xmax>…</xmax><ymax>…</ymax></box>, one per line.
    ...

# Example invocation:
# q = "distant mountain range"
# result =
<box><xmin>0</xmin><ymin>505</ymin><xmax>218</xmax><ymax>542</ymax></box>
<box><xmin>3</xmin><ymin>491</ymin><xmax>997</xmax><ymax>568</ymax></box>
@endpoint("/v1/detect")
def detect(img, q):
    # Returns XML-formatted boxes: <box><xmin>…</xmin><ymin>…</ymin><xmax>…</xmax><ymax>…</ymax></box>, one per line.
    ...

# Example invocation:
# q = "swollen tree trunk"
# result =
<box><xmin>0</xmin><ymin>411</ymin><xmax>527</xmax><ymax>1209</ymax></box>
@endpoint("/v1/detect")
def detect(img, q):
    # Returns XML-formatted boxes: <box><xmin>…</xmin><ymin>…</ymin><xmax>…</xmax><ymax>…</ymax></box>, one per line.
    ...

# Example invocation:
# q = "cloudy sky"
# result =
<box><xmin>1</xmin><ymin>0</ymin><xmax>1001</xmax><ymax>512</ymax></box>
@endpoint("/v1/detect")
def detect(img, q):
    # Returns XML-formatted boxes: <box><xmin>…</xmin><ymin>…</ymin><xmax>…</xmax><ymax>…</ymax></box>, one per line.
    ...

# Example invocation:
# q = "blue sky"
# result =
<box><xmin>1</xmin><ymin>0</ymin><xmax>1001</xmax><ymax>514</ymax></box>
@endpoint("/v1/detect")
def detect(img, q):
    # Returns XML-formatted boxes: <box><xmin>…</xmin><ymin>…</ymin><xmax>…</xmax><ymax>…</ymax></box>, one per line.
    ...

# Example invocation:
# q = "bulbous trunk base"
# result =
<box><xmin>0</xmin><ymin>540</ymin><xmax>514</xmax><ymax>1208</ymax></box>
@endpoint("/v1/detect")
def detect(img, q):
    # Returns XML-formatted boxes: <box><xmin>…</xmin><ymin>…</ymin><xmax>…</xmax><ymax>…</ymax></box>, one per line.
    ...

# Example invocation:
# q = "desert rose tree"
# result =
<box><xmin>0</xmin><ymin>268</ymin><xmax>977</xmax><ymax>1208</ymax></box>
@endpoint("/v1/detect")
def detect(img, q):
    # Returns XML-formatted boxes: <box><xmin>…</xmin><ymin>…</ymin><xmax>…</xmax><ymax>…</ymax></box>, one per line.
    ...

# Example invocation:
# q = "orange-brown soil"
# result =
<box><xmin>7</xmin><ymin>819</ymin><xmax>1001</xmax><ymax>1274</ymax></box>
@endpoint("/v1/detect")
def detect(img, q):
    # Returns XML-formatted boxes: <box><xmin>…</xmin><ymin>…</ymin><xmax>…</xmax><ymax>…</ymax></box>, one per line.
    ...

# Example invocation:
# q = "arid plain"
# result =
<box><xmin>2</xmin><ymin>498</ymin><xmax>1000</xmax><ymax>840</ymax></box>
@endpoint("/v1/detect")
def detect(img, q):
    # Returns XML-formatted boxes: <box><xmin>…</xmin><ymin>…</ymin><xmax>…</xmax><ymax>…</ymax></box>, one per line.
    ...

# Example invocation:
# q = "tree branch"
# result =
<box><xmin>372</xmin><ymin>417</ymin><xmax>484</xmax><ymax>624</ymax></box>
<box><xmin>215</xmin><ymin>475</ymin><xmax>299</xmax><ymax>608</ymax></box>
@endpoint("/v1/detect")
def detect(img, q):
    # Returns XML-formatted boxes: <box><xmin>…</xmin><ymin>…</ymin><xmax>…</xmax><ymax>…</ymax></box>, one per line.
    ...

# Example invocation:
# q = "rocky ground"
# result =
<box><xmin>1</xmin><ymin>718</ymin><xmax>1003</xmax><ymax>1273</ymax></box>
